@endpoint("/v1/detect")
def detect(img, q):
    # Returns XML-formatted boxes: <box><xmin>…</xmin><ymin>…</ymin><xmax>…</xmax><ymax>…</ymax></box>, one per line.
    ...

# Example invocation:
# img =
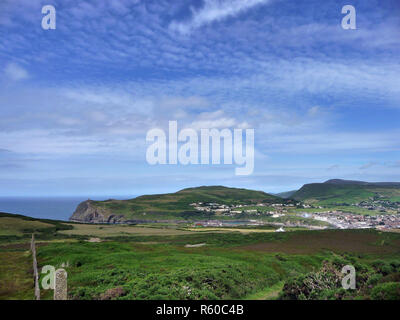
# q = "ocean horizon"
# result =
<box><xmin>0</xmin><ymin>196</ymin><xmax>136</xmax><ymax>221</ymax></box>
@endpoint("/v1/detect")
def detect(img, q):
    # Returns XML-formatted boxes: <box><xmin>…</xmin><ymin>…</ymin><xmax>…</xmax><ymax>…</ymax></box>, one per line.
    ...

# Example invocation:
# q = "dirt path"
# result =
<box><xmin>244</xmin><ymin>281</ymin><xmax>284</xmax><ymax>300</ymax></box>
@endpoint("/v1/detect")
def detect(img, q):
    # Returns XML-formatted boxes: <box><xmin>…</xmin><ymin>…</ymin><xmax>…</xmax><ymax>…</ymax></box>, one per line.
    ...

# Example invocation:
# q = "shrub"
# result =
<box><xmin>366</xmin><ymin>274</ymin><xmax>382</xmax><ymax>286</ymax></box>
<box><xmin>372</xmin><ymin>260</ymin><xmax>393</xmax><ymax>275</ymax></box>
<box><xmin>371</xmin><ymin>282</ymin><xmax>400</xmax><ymax>300</ymax></box>
<box><xmin>280</xmin><ymin>262</ymin><xmax>342</xmax><ymax>300</ymax></box>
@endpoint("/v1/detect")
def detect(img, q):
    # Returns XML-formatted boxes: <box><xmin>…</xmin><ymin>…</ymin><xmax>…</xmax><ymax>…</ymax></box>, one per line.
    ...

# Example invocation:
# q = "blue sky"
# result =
<box><xmin>0</xmin><ymin>0</ymin><xmax>399</xmax><ymax>196</ymax></box>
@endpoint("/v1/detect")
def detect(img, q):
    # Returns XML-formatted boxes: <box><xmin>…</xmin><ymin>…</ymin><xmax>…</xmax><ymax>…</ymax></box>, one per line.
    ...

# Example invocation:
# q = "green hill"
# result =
<box><xmin>0</xmin><ymin>212</ymin><xmax>73</xmax><ymax>239</ymax></box>
<box><xmin>70</xmin><ymin>186</ymin><xmax>284</xmax><ymax>223</ymax></box>
<box><xmin>275</xmin><ymin>190</ymin><xmax>297</xmax><ymax>199</ymax></box>
<box><xmin>292</xmin><ymin>179</ymin><xmax>400</xmax><ymax>205</ymax></box>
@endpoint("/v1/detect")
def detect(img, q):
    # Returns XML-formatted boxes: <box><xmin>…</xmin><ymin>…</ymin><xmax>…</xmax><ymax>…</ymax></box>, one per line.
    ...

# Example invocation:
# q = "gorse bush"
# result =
<box><xmin>371</xmin><ymin>282</ymin><xmax>400</xmax><ymax>300</ymax></box>
<box><xmin>280</xmin><ymin>253</ymin><xmax>400</xmax><ymax>300</ymax></box>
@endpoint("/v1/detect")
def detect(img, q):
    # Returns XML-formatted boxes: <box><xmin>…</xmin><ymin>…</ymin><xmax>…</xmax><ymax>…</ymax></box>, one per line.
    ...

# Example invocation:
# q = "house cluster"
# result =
<box><xmin>189</xmin><ymin>202</ymin><xmax>297</xmax><ymax>217</ymax></box>
<box><xmin>354</xmin><ymin>199</ymin><xmax>400</xmax><ymax>214</ymax></box>
<box><xmin>189</xmin><ymin>201</ymin><xmax>400</xmax><ymax>230</ymax></box>
<box><xmin>298</xmin><ymin>204</ymin><xmax>324</xmax><ymax>209</ymax></box>
<box><xmin>310</xmin><ymin>211</ymin><xmax>400</xmax><ymax>230</ymax></box>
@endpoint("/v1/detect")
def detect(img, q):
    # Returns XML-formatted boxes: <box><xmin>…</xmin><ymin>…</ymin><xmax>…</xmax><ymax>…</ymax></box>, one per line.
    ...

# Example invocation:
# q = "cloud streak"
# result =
<box><xmin>170</xmin><ymin>0</ymin><xmax>272</xmax><ymax>34</ymax></box>
<box><xmin>4</xmin><ymin>63</ymin><xmax>29</xmax><ymax>81</ymax></box>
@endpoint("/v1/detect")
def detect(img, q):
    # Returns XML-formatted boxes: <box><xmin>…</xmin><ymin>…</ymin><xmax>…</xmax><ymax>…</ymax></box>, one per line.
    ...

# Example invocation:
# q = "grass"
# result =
<box><xmin>244</xmin><ymin>281</ymin><xmax>284</xmax><ymax>300</ymax></box>
<box><xmin>0</xmin><ymin>212</ymin><xmax>74</xmax><ymax>242</ymax></box>
<box><xmin>0</xmin><ymin>251</ymin><xmax>34</xmax><ymax>300</ymax></box>
<box><xmin>33</xmin><ymin>229</ymin><xmax>400</xmax><ymax>300</ymax></box>
<box><xmin>58</xmin><ymin>223</ymin><xmax>195</xmax><ymax>237</ymax></box>
<box><xmin>186</xmin><ymin>227</ymin><xmax>276</xmax><ymax>233</ymax></box>
<box><xmin>0</xmin><ymin>217</ymin><xmax>54</xmax><ymax>236</ymax></box>
<box><xmin>293</xmin><ymin>184</ymin><xmax>400</xmax><ymax>205</ymax></box>
<box><xmin>35</xmin><ymin>240</ymin><xmax>323</xmax><ymax>300</ymax></box>
<box><xmin>239</xmin><ymin>229</ymin><xmax>400</xmax><ymax>255</ymax></box>
<box><xmin>1</xmin><ymin>212</ymin><xmax>400</xmax><ymax>300</ymax></box>
<box><xmin>87</xmin><ymin>186</ymin><xmax>286</xmax><ymax>220</ymax></box>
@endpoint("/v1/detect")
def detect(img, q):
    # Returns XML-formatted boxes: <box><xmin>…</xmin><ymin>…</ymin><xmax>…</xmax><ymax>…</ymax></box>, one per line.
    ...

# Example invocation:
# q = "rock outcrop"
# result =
<box><xmin>69</xmin><ymin>200</ymin><xmax>124</xmax><ymax>223</ymax></box>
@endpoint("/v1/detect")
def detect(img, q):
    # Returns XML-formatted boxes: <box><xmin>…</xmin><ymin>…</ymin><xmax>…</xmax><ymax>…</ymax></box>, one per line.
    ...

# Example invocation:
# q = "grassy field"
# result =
<box><xmin>58</xmin><ymin>223</ymin><xmax>195</xmax><ymax>237</ymax></box>
<box><xmin>1</xmin><ymin>227</ymin><xmax>400</xmax><ymax>300</ymax></box>
<box><xmin>0</xmin><ymin>250</ymin><xmax>34</xmax><ymax>299</ymax></box>
<box><xmin>0</xmin><ymin>212</ymin><xmax>74</xmax><ymax>241</ymax></box>
<box><xmin>186</xmin><ymin>227</ymin><xmax>276</xmax><ymax>233</ymax></box>
<box><xmin>35</xmin><ymin>230</ymin><xmax>400</xmax><ymax>300</ymax></box>
<box><xmin>1</xmin><ymin>212</ymin><xmax>399</xmax><ymax>300</ymax></box>
<box><xmin>0</xmin><ymin>217</ymin><xmax>54</xmax><ymax>236</ymax></box>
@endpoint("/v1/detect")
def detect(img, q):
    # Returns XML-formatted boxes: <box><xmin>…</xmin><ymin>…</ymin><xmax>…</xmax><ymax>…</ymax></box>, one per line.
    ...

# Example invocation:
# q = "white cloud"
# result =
<box><xmin>264</xmin><ymin>131</ymin><xmax>400</xmax><ymax>154</ymax></box>
<box><xmin>308</xmin><ymin>106</ymin><xmax>320</xmax><ymax>116</ymax></box>
<box><xmin>4</xmin><ymin>63</ymin><xmax>29</xmax><ymax>81</ymax></box>
<box><xmin>359</xmin><ymin>161</ymin><xmax>379</xmax><ymax>170</ymax></box>
<box><xmin>170</xmin><ymin>0</ymin><xmax>271</xmax><ymax>34</ymax></box>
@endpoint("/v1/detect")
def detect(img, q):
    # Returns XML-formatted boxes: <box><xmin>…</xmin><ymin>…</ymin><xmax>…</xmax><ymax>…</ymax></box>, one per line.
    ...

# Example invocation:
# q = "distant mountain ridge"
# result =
<box><xmin>275</xmin><ymin>190</ymin><xmax>297</xmax><ymax>199</ymax></box>
<box><xmin>292</xmin><ymin>179</ymin><xmax>400</xmax><ymax>204</ymax></box>
<box><xmin>324</xmin><ymin>179</ymin><xmax>400</xmax><ymax>187</ymax></box>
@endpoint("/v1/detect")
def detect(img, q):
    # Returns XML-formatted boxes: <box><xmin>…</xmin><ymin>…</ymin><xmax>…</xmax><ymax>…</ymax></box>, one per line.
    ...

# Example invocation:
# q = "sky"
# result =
<box><xmin>0</xmin><ymin>0</ymin><xmax>399</xmax><ymax>196</ymax></box>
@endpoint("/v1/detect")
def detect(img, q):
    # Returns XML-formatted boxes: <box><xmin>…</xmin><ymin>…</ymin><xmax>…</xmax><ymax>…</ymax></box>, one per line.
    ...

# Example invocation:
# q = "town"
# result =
<box><xmin>189</xmin><ymin>201</ymin><xmax>400</xmax><ymax>230</ymax></box>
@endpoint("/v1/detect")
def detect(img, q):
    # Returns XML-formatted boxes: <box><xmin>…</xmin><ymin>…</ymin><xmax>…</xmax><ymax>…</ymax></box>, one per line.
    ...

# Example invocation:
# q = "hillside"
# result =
<box><xmin>0</xmin><ymin>212</ymin><xmax>73</xmax><ymax>239</ymax></box>
<box><xmin>275</xmin><ymin>190</ymin><xmax>297</xmax><ymax>199</ymax></box>
<box><xmin>292</xmin><ymin>179</ymin><xmax>400</xmax><ymax>205</ymax></box>
<box><xmin>70</xmin><ymin>186</ymin><xmax>284</xmax><ymax>223</ymax></box>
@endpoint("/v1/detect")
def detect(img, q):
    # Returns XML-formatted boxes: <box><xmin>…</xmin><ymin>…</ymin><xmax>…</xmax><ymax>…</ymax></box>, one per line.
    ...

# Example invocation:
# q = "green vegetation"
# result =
<box><xmin>244</xmin><ymin>281</ymin><xmax>284</xmax><ymax>300</ymax></box>
<box><xmin>0</xmin><ymin>212</ymin><xmax>73</xmax><ymax>241</ymax></box>
<box><xmin>35</xmin><ymin>240</ymin><xmax>320</xmax><ymax>300</ymax></box>
<box><xmin>292</xmin><ymin>182</ymin><xmax>400</xmax><ymax>205</ymax></box>
<box><xmin>35</xmin><ymin>229</ymin><xmax>400</xmax><ymax>300</ymax></box>
<box><xmin>280</xmin><ymin>256</ymin><xmax>400</xmax><ymax>300</ymax></box>
<box><xmin>88</xmin><ymin>186</ymin><xmax>283</xmax><ymax>220</ymax></box>
<box><xmin>287</xmin><ymin>205</ymin><xmax>386</xmax><ymax>216</ymax></box>
<box><xmin>58</xmin><ymin>223</ymin><xmax>194</xmax><ymax>237</ymax></box>
<box><xmin>0</xmin><ymin>217</ymin><xmax>54</xmax><ymax>236</ymax></box>
<box><xmin>0</xmin><ymin>250</ymin><xmax>34</xmax><ymax>300</ymax></box>
<box><xmin>275</xmin><ymin>190</ymin><xmax>297</xmax><ymax>199</ymax></box>
<box><xmin>1</xmin><ymin>212</ymin><xmax>400</xmax><ymax>300</ymax></box>
<box><xmin>371</xmin><ymin>282</ymin><xmax>400</xmax><ymax>300</ymax></box>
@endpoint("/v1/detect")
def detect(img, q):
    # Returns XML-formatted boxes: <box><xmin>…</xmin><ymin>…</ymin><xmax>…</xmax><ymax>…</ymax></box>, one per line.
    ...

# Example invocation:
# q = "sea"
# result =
<box><xmin>0</xmin><ymin>196</ymin><xmax>135</xmax><ymax>221</ymax></box>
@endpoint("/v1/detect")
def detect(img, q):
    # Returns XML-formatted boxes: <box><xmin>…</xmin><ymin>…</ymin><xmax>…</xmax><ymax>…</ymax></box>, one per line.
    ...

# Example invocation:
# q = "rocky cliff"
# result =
<box><xmin>69</xmin><ymin>200</ymin><xmax>124</xmax><ymax>223</ymax></box>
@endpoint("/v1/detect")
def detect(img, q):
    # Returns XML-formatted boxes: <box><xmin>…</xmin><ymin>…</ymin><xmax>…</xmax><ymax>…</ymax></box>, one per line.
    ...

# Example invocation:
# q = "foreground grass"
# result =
<box><xmin>37</xmin><ymin>240</ymin><xmax>324</xmax><ymax>300</ymax></box>
<box><xmin>35</xmin><ymin>229</ymin><xmax>400</xmax><ymax>300</ymax></box>
<box><xmin>0</xmin><ymin>250</ymin><xmax>34</xmax><ymax>300</ymax></box>
<box><xmin>1</xmin><ymin>229</ymin><xmax>399</xmax><ymax>300</ymax></box>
